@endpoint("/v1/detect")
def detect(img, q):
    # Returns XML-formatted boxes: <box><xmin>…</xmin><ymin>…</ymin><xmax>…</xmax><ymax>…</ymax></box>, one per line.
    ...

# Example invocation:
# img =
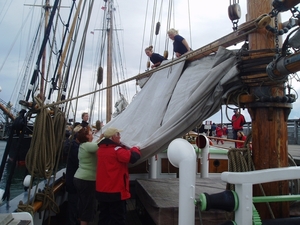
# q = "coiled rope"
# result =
<box><xmin>18</xmin><ymin>97</ymin><xmax>66</xmax><ymax>218</ymax></box>
<box><xmin>25</xmin><ymin>98</ymin><xmax>56</xmax><ymax>178</ymax></box>
<box><xmin>227</xmin><ymin>132</ymin><xmax>275</xmax><ymax>219</ymax></box>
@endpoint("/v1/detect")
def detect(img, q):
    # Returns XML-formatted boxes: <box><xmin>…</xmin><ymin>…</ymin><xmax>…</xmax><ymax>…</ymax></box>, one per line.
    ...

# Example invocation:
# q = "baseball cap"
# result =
<box><xmin>103</xmin><ymin>127</ymin><xmax>123</xmax><ymax>138</ymax></box>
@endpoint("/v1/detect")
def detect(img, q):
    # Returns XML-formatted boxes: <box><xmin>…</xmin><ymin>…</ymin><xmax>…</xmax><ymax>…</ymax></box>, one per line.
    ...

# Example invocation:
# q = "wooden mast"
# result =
<box><xmin>246</xmin><ymin>0</ymin><xmax>298</xmax><ymax>219</ymax></box>
<box><xmin>106</xmin><ymin>0</ymin><xmax>113</xmax><ymax>123</ymax></box>
<box><xmin>40</xmin><ymin>0</ymin><xmax>50</xmax><ymax>100</ymax></box>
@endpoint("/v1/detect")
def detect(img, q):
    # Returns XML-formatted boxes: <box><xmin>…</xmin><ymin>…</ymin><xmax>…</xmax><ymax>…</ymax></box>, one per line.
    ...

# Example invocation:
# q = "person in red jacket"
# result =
<box><xmin>236</xmin><ymin>131</ymin><xmax>247</xmax><ymax>148</ymax></box>
<box><xmin>222</xmin><ymin>126</ymin><xmax>228</xmax><ymax>139</ymax></box>
<box><xmin>215</xmin><ymin>124</ymin><xmax>224</xmax><ymax>144</ymax></box>
<box><xmin>96</xmin><ymin>127</ymin><xmax>141</xmax><ymax>225</ymax></box>
<box><xmin>232</xmin><ymin>109</ymin><xmax>246</xmax><ymax>147</ymax></box>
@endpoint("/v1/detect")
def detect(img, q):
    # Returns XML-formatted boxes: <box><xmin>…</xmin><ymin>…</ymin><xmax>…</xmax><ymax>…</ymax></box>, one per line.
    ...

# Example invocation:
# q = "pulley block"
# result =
<box><xmin>155</xmin><ymin>22</ymin><xmax>160</xmax><ymax>35</ymax></box>
<box><xmin>228</xmin><ymin>3</ymin><xmax>241</xmax><ymax>21</ymax></box>
<box><xmin>257</xmin><ymin>15</ymin><xmax>271</xmax><ymax>28</ymax></box>
<box><xmin>97</xmin><ymin>67</ymin><xmax>103</xmax><ymax>85</ymax></box>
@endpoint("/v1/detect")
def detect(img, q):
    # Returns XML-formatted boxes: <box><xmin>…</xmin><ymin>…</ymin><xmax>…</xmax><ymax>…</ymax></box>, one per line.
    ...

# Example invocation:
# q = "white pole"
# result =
<box><xmin>168</xmin><ymin>138</ymin><xmax>196</xmax><ymax>225</ymax></box>
<box><xmin>149</xmin><ymin>155</ymin><xmax>157</xmax><ymax>178</ymax></box>
<box><xmin>198</xmin><ymin>134</ymin><xmax>209</xmax><ymax>178</ymax></box>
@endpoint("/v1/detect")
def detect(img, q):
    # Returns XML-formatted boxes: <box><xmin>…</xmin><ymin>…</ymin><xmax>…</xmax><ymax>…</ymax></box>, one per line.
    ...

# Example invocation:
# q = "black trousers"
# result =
<box><xmin>67</xmin><ymin>192</ymin><xmax>80</xmax><ymax>225</ymax></box>
<box><xmin>98</xmin><ymin>200</ymin><xmax>127</xmax><ymax>225</ymax></box>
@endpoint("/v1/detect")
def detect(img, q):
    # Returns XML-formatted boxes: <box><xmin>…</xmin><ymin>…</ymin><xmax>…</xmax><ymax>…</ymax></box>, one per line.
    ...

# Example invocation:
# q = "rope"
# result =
<box><xmin>187</xmin><ymin>0</ymin><xmax>192</xmax><ymax>48</ymax></box>
<box><xmin>138</xmin><ymin>0</ymin><xmax>150</xmax><ymax>73</ymax></box>
<box><xmin>227</xmin><ymin>147</ymin><xmax>251</xmax><ymax>191</ymax></box>
<box><xmin>224</xmin><ymin>88</ymin><xmax>249</xmax><ymax>123</ymax></box>
<box><xmin>35</xmin><ymin>186</ymin><xmax>60</xmax><ymax>213</ymax></box>
<box><xmin>25</xmin><ymin>97</ymin><xmax>56</xmax><ymax>179</ymax></box>
<box><xmin>17</xmin><ymin>201</ymin><xmax>35</xmax><ymax>216</ymax></box>
<box><xmin>53</xmin><ymin>107</ymin><xmax>67</xmax><ymax>165</ymax></box>
<box><xmin>165</xmin><ymin>0</ymin><xmax>173</xmax><ymax>52</ymax></box>
<box><xmin>19</xmin><ymin>97</ymin><xmax>66</xmax><ymax>218</ymax></box>
<box><xmin>226</xmin><ymin>131</ymin><xmax>275</xmax><ymax>219</ymax></box>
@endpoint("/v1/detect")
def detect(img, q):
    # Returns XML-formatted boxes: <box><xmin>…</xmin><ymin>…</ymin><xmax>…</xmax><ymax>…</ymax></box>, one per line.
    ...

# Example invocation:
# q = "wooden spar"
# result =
<box><xmin>56</xmin><ymin>0</ymin><xmax>83</xmax><ymax>102</ymax></box>
<box><xmin>268</xmin><ymin>51</ymin><xmax>300</xmax><ymax>77</ymax></box>
<box><xmin>106</xmin><ymin>0</ymin><xmax>113</xmax><ymax>123</ymax></box>
<box><xmin>41</xmin><ymin>1</ymin><xmax>50</xmax><ymax>101</ymax></box>
<box><xmin>0</xmin><ymin>103</ymin><xmax>15</xmax><ymax>121</ymax></box>
<box><xmin>246</xmin><ymin>0</ymin><xmax>290</xmax><ymax>219</ymax></box>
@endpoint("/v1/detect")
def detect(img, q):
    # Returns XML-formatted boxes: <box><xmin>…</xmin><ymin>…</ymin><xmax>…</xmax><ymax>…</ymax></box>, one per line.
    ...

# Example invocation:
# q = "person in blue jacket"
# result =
<box><xmin>167</xmin><ymin>28</ymin><xmax>191</xmax><ymax>58</ymax></box>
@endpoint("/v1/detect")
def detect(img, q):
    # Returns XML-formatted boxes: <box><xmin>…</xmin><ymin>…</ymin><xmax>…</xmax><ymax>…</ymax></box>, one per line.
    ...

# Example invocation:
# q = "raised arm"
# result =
<box><xmin>182</xmin><ymin>39</ymin><xmax>191</xmax><ymax>53</ymax></box>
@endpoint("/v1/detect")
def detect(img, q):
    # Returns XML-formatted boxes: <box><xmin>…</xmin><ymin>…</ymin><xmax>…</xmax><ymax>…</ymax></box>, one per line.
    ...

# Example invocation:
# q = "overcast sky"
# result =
<box><xmin>0</xmin><ymin>0</ymin><xmax>299</xmax><ymax>124</ymax></box>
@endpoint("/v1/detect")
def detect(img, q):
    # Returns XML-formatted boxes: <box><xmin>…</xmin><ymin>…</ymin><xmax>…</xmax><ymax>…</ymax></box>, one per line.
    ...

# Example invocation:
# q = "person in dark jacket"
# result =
<box><xmin>145</xmin><ymin>45</ymin><xmax>166</xmax><ymax>69</ymax></box>
<box><xmin>167</xmin><ymin>28</ymin><xmax>191</xmax><ymax>58</ymax></box>
<box><xmin>65</xmin><ymin>138</ymin><xmax>80</xmax><ymax>225</ymax></box>
<box><xmin>81</xmin><ymin>112</ymin><xmax>89</xmax><ymax>128</ymax></box>
<box><xmin>65</xmin><ymin>122</ymin><xmax>81</xmax><ymax>225</ymax></box>
<box><xmin>96</xmin><ymin>127</ymin><xmax>141</xmax><ymax>225</ymax></box>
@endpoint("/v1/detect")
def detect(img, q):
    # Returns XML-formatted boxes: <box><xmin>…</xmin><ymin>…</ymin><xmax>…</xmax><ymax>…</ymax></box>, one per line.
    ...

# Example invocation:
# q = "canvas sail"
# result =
<box><xmin>104</xmin><ymin>47</ymin><xmax>242</xmax><ymax>164</ymax></box>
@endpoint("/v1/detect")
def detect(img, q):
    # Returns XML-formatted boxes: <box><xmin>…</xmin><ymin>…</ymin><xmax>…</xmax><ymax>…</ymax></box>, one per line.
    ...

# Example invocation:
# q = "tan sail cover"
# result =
<box><xmin>104</xmin><ymin>47</ymin><xmax>242</xmax><ymax>164</ymax></box>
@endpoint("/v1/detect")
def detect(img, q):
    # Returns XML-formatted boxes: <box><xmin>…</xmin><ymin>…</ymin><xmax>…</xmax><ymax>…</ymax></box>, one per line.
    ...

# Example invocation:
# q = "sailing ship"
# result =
<box><xmin>0</xmin><ymin>0</ymin><xmax>300</xmax><ymax>224</ymax></box>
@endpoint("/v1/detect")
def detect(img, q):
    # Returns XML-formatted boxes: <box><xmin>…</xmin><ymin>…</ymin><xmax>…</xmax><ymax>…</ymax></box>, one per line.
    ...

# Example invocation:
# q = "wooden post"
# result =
<box><xmin>247</xmin><ymin>0</ymin><xmax>291</xmax><ymax>219</ymax></box>
<box><xmin>106</xmin><ymin>0</ymin><xmax>113</xmax><ymax>123</ymax></box>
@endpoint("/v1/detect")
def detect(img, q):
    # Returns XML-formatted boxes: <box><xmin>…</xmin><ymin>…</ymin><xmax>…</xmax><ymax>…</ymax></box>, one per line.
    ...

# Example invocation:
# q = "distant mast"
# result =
<box><xmin>106</xmin><ymin>0</ymin><xmax>113</xmax><ymax>123</ymax></box>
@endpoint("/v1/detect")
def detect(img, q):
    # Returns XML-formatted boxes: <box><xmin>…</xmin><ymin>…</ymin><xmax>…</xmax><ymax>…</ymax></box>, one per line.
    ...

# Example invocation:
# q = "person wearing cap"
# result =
<box><xmin>231</xmin><ymin>109</ymin><xmax>246</xmax><ymax>147</ymax></box>
<box><xmin>96</xmin><ymin>127</ymin><xmax>141</xmax><ymax>225</ymax></box>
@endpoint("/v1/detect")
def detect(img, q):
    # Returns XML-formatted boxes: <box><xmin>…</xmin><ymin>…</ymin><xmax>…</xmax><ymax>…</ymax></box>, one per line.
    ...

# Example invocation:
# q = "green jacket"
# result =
<box><xmin>74</xmin><ymin>142</ymin><xmax>98</xmax><ymax>181</ymax></box>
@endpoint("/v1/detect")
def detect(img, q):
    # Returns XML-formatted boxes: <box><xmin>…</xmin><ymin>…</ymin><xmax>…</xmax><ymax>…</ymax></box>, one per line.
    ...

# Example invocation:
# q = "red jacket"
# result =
<box><xmin>216</xmin><ymin>126</ymin><xmax>223</xmax><ymax>137</ymax></box>
<box><xmin>96</xmin><ymin>138</ymin><xmax>141</xmax><ymax>201</ymax></box>
<box><xmin>232</xmin><ymin>114</ymin><xmax>246</xmax><ymax>130</ymax></box>
<box><xmin>237</xmin><ymin>135</ymin><xmax>247</xmax><ymax>148</ymax></box>
<box><xmin>222</xmin><ymin>127</ymin><xmax>228</xmax><ymax>135</ymax></box>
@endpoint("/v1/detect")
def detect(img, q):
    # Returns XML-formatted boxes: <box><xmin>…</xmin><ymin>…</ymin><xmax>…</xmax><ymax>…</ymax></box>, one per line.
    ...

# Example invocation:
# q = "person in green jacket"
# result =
<box><xmin>73</xmin><ymin>125</ymin><xmax>98</xmax><ymax>225</ymax></box>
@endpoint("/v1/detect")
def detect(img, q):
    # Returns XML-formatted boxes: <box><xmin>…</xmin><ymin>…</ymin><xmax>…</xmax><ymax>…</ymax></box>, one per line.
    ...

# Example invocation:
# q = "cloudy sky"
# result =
<box><xmin>0</xmin><ymin>0</ymin><xmax>299</xmax><ymax>124</ymax></box>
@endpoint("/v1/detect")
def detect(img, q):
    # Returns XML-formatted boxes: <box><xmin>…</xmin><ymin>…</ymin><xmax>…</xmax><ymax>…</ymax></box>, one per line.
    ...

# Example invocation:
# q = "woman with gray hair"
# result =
<box><xmin>167</xmin><ymin>28</ymin><xmax>191</xmax><ymax>58</ymax></box>
<box><xmin>96</xmin><ymin>127</ymin><xmax>141</xmax><ymax>225</ymax></box>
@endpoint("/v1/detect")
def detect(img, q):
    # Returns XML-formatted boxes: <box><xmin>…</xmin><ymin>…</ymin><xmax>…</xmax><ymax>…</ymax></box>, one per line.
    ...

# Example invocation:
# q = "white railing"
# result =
<box><xmin>221</xmin><ymin>167</ymin><xmax>300</xmax><ymax>225</ymax></box>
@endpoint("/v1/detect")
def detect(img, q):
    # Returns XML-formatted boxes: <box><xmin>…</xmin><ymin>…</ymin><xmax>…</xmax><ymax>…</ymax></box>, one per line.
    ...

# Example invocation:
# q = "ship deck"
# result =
<box><xmin>46</xmin><ymin>177</ymin><xmax>227</xmax><ymax>225</ymax></box>
<box><xmin>44</xmin><ymin>141</ymin><xmax>300</xmax><ymax>225</ymax></box>
<box><xmin>45</xmin><ymin>197</ymin><xmax>155</xmax><ymax>225</ymax></box>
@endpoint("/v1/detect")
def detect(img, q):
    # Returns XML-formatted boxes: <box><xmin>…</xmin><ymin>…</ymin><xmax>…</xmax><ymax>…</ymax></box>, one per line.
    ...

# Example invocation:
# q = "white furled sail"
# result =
<box><xmin>112</xmin><ymin>94</ymin><xmax>129</xmax><ymax>118</ymax></box>
<box><xmin>104</xmin><ymin>47</ymin><xmax>242</xmax><ymax>164</ymax></box>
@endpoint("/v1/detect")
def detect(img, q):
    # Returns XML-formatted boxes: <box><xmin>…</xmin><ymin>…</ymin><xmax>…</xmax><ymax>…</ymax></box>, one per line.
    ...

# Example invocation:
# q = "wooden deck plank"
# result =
<box><xmin>135</xmin><ymin>177</ymin><xmax>229</xmax><ymax>225</ymax></box>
